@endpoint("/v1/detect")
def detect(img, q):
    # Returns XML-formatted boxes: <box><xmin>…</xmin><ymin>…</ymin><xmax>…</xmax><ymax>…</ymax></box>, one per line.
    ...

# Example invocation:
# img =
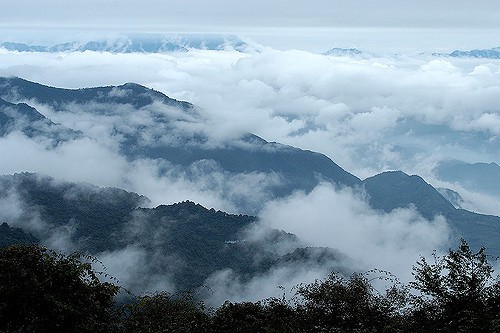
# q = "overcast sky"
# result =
<box><xmin>2</xmin><ymin>0</ymin><xmax>500</xmax><ymax>51</ymax></box>
<box><xmin>2</xmin><ymin>0</ymin><xmax>500</xmax><ymax>29</ymax></box>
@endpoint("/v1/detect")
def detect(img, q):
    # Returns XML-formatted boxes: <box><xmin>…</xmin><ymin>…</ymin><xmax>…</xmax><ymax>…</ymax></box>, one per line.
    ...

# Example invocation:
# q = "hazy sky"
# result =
<box><xmin>2</xmin><ymin>0</ymin><xmax>500</xmax><ymax>29</ymax></box>
<box><xmin>2</xmin><ymin>0</ymin><xmax>500</xmax><ymax>51</ymax></box>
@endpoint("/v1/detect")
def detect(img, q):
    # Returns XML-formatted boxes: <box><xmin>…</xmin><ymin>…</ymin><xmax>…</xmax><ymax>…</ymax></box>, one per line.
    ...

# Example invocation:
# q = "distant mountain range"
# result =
<box><xmin>0</xmin><ymin>34</ymin><xmax>248</xmax><ymax>53</ymax></box>
<box><xmin>435</xmin><ymin>159</ymin><xmax>500</xmax><ymax>197</ymax></box>
<box><xmin>0</xmin><ymin>77</ymin><xmax>499</xmax><ymax>292</ymax></box>
<box><xmin>433</xmin><ymin>47</ymin><xmax>500</xmax><ymax>59</ymax></box>
<box><xmin>324</xmin><ymin>45</ymin><xmax>500</xmax><ymax>59</ymax></box>
<box><xmin>325</xmin><ymin>48</ymin><xmax>363</xmax><ymax>56</ymax></box>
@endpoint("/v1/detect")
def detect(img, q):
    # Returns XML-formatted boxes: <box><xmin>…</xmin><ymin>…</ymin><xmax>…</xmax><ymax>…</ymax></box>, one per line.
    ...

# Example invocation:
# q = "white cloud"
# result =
<box><xmin>1</xmin><ymin>47</ymin><xmax>498</xmax><ymax>187</ymax></box>
<box><xmin>97</xmin><ymin>245</ymin><xmax>176</xmax><ymax>293</ymax></box>
<box><xmin>200</xmin><ymin>182</ymin><xmax>452</xmax><ymax>306</ymax></box>
<box><xmin>204</xmin><ymin>264</ymin><xmax>333</xmax><ymax>307</ymax></box>
<box><xmin>258</xmin><ymin>183</ymin><xmax>451</xmax><ymax>282</ymax></box>
<box><xmin>1</xmin><ymin>44</ymin><xmax>497</xmax><ymax>301</ymax></box>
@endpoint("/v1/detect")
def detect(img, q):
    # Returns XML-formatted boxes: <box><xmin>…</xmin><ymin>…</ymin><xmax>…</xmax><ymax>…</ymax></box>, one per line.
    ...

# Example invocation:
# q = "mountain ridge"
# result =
<box><xmin>0</xmin><ymin>172</ymin><xmax>348</xmax><ymax>292</ymax></box>
<box><xmin>0</xmin><ymin>77</ymin><xmax>361</xmax><ymax>212</ymax></box>
<box><xmin>0</xmin><ymin>34</ymin><xmax>249</xmax><ymax>54</ymax></box>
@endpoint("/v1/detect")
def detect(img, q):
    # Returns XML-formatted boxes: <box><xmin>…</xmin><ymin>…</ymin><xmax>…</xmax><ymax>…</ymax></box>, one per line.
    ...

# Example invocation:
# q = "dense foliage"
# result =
<box><xmin>0</xmin><ymin>240</ymin><xmax>498</xmax><ymax>332</ymax></box>
<box><xmin>0</xmin><ymin>245</ymin><xmax>120</xmax><ymax>333</ymax></box>
<box><xmin>408</xmin><ymin>240</ymin><xmax>500</xmax><ymax>332</ymax></box>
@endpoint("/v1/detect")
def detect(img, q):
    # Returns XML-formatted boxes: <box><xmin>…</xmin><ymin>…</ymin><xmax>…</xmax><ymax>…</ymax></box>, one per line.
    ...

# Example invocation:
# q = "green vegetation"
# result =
<box><xmin>0</xmin><ymin>245</ymin><xmax>119</xmax><ymax>333</ymax></box>
<box><xmin>0</xmin><ymin>240</ymin><xmax>498</xmax><ymax>332</ymax></box>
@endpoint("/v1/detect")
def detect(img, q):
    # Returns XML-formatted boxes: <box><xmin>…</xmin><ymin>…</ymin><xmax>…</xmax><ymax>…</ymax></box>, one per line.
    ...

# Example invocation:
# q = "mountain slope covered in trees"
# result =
<box><xmin>0</xmin><ymin>173</ymin><xmax>348</xmax><ymax>292</ymax></box>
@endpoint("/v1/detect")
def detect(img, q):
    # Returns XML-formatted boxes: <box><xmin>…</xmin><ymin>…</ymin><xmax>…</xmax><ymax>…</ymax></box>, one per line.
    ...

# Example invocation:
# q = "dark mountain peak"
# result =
<box><xmin>366</xmin><ymin>170</ymin><xmax>408</xmax><ymax>179</ymax></box>
<box><xmin>153</xmin><ymin>200</ymin><xmax>207</xmax><ymax>213</ymax></box>
<box><xmin>363</xmin><ymin>170</ymin><xmax>456</xmax><ymax>219</ymax></box>
<box><xmin>364</xmin><ymin>170</ymin><xmax>434</xmax><ymax>186</ymax></box>
<box><xmin>119</xmin><ymin>82</ymin><xmax>145</xmax><ymax>89</ymax></box>
<box><xmin>0</xmin><ymin>172</ymin><xmax>149</xmax><ymax>210</ymax></box>
<box><xmin>278</xmin><ymin>247</ymin><xmax>346</xmax><ymax>266</ymax></box>
<box><xmin>0</xmin><ymin>76</ymin><xmax>194</xmax><ymax>111</ymax></box>
<box><xmin>151</xmin><ymin>200</ymin><xmax>255</xmax><ymax>221</ymax></box>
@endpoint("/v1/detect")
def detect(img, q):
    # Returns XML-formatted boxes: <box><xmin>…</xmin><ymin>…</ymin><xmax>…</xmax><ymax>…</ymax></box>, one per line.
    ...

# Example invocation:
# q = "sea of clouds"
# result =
<box><xmin>0</xmin><ymin>43</ymin><xmax>498</xmax><ymax>301</ymax></box>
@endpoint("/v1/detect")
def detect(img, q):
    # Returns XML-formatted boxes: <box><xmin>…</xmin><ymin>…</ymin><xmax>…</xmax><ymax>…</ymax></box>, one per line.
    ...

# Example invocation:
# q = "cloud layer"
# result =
<box><xmin>0</xmin><ymin>47</ymin><xmax>498</xmax><ymax>213</ymax></box>
<box><xmin>201</xmin><ymin>182</ymin><xmax>451</xmax><ymax>306</ymax></box>
<box><xmin>0</xmin><ymin>36</ymin><xmax>497</xmax><ymax>304</ymax></box>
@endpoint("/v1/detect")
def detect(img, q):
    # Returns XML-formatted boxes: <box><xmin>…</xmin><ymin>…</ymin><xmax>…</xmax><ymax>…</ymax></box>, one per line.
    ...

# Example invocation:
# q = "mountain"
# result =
<box><xmin>0</xmin><ymin>77</ymin><xmax>193</xmax><ymax>110</ymax></box>
<box><xmin>432</xmin><ymin>47</ymin><xmax>500</xmax><ymax>59</ymax></box>
<box><xmin>0</xmin><ymin>172</ymin><xmax>346</xmax><ymax>292</ymax></box>
<box><xmin>0</xmin><ymin>77</ymin><xmax>361</xmax><ymax>213</ymax></box>
<box><xmin>0</xmin><ymin>34</ymin><xmax>248</xmax><ymax>53</ymax></box>
<box><xmin>449</xmin><ymin>48</ymin><xmax>500</xmax><ymax>59</ymax></box>
<box><xmin>325</xmin><ymin>48</ymin><xmax>363</xmax><ymax>56</ymax></box>
<box><xmin>0</xmin><ymin>222</ymin><xmax>38</xmax><ymax>247</ymax></box>
<box><xmin>363</xmin><ymin>171</ymin><xmax>456</xmax><ymax>219</ymax></box>
<box><xmin>0</xmin><ymin>42</ymin><xmax>47</xmax><ymax>52</ymax></box>
<box><xmin>435</xmin><ymin>159</ymin><xmax>500</xmax><ymax>197</ymax></box>
<box><xmin>0</xmin><ymin>97</ymin><xmax>80</xmax><ymax>141</ymax></box>
<box><xmin>1</xmin><ymin>77</ymin><xmax>498</xmax><ymax>256</ymax></box>
<box><xmin>363</xmin><ymin>171</ymin><xmax>500</xmax><ymax>255</ymax></box>
<box><xmin>436</xmin><ymin>188</ymin><xmax>467</xmax><ymax>209</ymax></box>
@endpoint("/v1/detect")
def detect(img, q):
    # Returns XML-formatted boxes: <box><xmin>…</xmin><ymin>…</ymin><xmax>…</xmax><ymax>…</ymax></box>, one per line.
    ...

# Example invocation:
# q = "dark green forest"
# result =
<box><xmin>1</xmin><ymin>240</ymin><xmax>498</xmax><ymax>332</ymax></box>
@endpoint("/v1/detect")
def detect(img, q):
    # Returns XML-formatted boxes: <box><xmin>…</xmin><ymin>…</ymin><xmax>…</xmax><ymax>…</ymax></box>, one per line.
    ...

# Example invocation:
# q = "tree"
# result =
<box><xmin>211</xmin><ymin>301</ymin><xmax>269</xmax><ymax>333</ymax></box>
<box><xmin>295</xmin><ymin>271</ymin><xmax>407</xmax><ymax>332</ymax></box>
<box><xmin>0</xmin><ymin>244</ymin><xmax>120</xmax><ymax>333</ymax></box>
<box><xmin>410</xmin><ymin>239</ymin><xmax>500</xmax><ymax>332</ymax></box>
<box><xmin>119</xmin><ymin>291</ymin><xmax>210</xmax><ymax>333</ymax></box>
<box><xmin>210</xmin><ymin>297</ymin><xmax>301</xmax><ymax>333</ymax></box>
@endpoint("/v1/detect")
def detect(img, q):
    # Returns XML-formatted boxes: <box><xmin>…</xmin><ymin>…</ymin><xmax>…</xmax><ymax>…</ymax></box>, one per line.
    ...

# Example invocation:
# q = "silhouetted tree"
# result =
<box><xmin>0</xmin><ymin>244</ymin><xmax>119</xmax><ymax>333</ymax></box>
<box><xmin>210</xmin><ymin>296</ymin><xmax>302</xmax><ymax>333</ymax></box>
<box><xmin>119</xmin><ymin>291</ymin><xmax>210</xmax><ymax>333</ymax></box>
<box><xmin>410</xmin><ymin>239</ymin><xmax>500</xmax><ymax>332</ymax></box>
<box><xmin>295</xmin><ymin>271</ymin><xmax>408</xmax><ymax>332</ymax></box>
<box><xmin>211</xmin><ymin>301</ymin><xmax>269</xmax><ymax>332</ymax></box>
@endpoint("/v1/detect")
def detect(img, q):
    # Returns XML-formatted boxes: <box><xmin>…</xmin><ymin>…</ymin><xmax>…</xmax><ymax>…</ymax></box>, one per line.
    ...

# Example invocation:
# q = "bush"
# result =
<box><xmin>119</xmin><ymin>291</ymin><xmax>210</xmax><ymax>333</ymax></box>
<box><xmin>0</xmin><ymin>244</ymin><xmax>119</xmax><ymax>333</ymax></box>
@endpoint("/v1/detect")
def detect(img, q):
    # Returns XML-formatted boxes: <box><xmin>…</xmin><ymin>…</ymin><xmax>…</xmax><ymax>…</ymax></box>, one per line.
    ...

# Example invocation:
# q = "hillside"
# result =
<box><xmin>0</xmin><ymin>77</ymin><xmax>361</xmax><ymax>212</ymax></box>
<box><xmin>0</xmin><ymin>173</ymin><xmax>347</xmax><ymax>292</ymax></box>
<box><xmin>363</xmin><ymin>171</ymin><xmax>500</xmax><ymax>255</ymax></box>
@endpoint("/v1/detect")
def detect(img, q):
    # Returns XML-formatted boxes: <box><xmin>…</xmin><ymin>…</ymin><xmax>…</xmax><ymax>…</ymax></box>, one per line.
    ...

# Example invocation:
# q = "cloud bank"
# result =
<box><xmin>1</xmin><ymin>47</ymin><xmax>497</xmax><ymax>179</ymax></box>
<box><xmin>259</xmin><ymin>183</ymin><xmax>451</xmax><ymax>281</ymax></box>
<box><xmin>201</xmin><ymin>182</ymin><xmax>451</xmax><ymax>306</ymax></box>
<box><xmin>0</xmin><ymin>45</ymin><xmax>497</xmax><ymax>300</ymax></box>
